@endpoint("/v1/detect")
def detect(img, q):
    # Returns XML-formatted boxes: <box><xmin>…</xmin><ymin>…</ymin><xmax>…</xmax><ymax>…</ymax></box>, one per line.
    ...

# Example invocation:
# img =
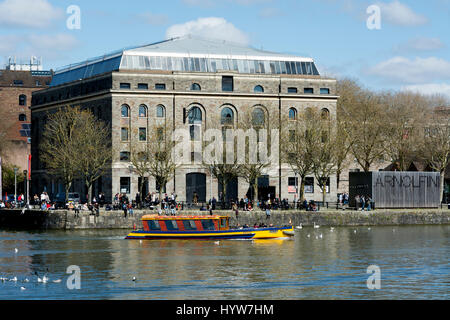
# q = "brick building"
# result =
<box><xmin>31</xmin><ymin>36</ymin><xmax>338</xmax><ymax>204</ymax></box>
<box><xmin>0</xmin><ymin>63</ymin><xmax>52</xmax><ymax>170</ymax></box>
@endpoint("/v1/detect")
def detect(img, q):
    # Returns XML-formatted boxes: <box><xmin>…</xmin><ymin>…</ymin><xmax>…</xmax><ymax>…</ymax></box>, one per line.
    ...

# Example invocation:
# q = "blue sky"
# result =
<box><xmin>1</xmin><ymin>0</ymin><xmax>449</xmax><ymax>96</ymax></box>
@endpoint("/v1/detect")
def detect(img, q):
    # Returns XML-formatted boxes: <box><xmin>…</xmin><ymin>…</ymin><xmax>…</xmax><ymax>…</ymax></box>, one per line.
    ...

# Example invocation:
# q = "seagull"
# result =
<box><xmin>330</xmin><ymin>227</ymin><xmax>335</xmax><ymax>232</ymax></box>
<box><xmin>35</xmin><ymin>272</ymin><xmax>43</xmax><ymax>283</ymax></box>
<box><xmin>52</xmin><ymin>279</ymin><xmax>62</xmax><ymax>283</ymax></box>
<box><xmin>214</xmin><ymin>241</ymin><xmax>220</xmax><ymax>245</ymax></box>
<box><xmin>132</xmin><ymin>277</ymin><xmax>137</xmax><ymax>282</ymax></box>
<box><xmin>315</xmin><ymin>235</ymin><xmax>319</xmax><ymax>240</ymax></box>
<box><xmin>23</xmin><ymin>278</ymin><xmax>29</xmax><ymax>283</ymax></box>
<box><xmin>314</xmin><ymin>223</ymin><xmax>320</xmax><ymax>229</ymax></box>
<box><xmin>319</xmin><ymin>234</ymin><xmax>323</xmax><ymax>239</ymax></box>
<box><xmin>368</xmin><ymin>227</ymin><xmax>371</xmax><ymax>231</ymax></box>
<box><xmin>307</xmin><ymin>234</ymin><xmax>311</xmax><ymax>238</ymax></box>
<box><xmin>296</xmin><ymin>224</ymin><xmax>303</xmax><ymax>230</ymax></box>
<box><xmin>139</xmin><ymin>240</ymin><xmax>143</xmax><ymax>244</ymax></box>
<box><xmin>10</xmin><ymin>277</ymin><xmax>17</xmax><ymax>282</ymax></box>
<box><xmin>14</xmin><ymin>248</ymin><xmax>18</xmax><ymax>254</ymax></box>
<box><xmin>20</xmin><ymin>287</ymin><xmax>26</xmax><ymax>291</ymax></box>
<box><xmin>354</xmin><ymin>230</ymin><xmax>357</xmax><ymax>234</ymax></box>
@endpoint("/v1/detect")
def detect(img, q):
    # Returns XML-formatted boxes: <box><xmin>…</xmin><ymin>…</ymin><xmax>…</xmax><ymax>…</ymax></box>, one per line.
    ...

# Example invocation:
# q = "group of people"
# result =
<box><xmin>355</xmin><ymin>194</ymin><xmax>373</xmax><ymax>211</ymax></box>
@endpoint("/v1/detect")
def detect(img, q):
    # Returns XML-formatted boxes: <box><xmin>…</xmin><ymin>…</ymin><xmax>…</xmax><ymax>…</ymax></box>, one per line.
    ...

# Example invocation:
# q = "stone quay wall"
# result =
<box><xmin>0</xmin><ymin>208</ymin><xmax>449</xmax><ymax>230</ymax></box>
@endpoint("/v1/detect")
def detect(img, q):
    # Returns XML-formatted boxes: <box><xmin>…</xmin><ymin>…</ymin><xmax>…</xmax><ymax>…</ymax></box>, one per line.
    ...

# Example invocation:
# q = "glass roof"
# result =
<box><xmin>50</xmin><ymin>36</ymin><xmax>319</xmax><ymax>87</ymax></box>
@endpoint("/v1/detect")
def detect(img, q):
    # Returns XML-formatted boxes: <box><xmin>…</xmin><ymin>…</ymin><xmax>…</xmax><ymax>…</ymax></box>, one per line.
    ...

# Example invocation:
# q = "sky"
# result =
<box><xmin>0</xmin><ymin>0</ymin><xmax>449</xmax><ymax>97</ymax></box>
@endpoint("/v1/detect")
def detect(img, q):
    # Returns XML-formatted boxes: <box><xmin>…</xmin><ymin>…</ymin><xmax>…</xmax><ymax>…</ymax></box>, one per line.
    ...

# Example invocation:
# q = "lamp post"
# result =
<box><xmin>13</xmin><ymin>167</ymin><xmax>18</xmax><ymax>206</ymax></box>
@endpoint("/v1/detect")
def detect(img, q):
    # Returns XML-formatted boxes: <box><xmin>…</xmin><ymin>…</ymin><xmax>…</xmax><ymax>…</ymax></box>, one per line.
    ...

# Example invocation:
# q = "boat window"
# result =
<box><xmin>183</xmin><ymin>220</ymin><xmax>197</xmax><ymax>231</ymax></box>
<box><xmin>165</xmin><ymin>220</ymin><xmax>179</xmax><ymax>231</ymax></box>
<box><xmin>220</xmin><ymin>218</ymin><xmax>227</xmax><ymax>229</ymax></box>
<box><xmin>147</xmin><ymin>220</ymin><xmax>161</xmax><ymax>231</ymax></box>
<box><xmin>201</xmin><ymin>219</ymin><xmax>215</xmax><ymax>231</ymax></box>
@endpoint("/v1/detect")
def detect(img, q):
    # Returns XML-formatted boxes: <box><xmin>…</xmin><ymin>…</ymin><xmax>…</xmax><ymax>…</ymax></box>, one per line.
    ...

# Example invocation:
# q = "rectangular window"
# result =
<box><xmin>165</xmin><ymin>220</ymin><xmax>179</xmax><ymax>231</ymax></box>
<box><xmin>201</xmin><ymin>219</ymin><xmax>216</xmax><ymax>231</ymax></box>
<box><xmin>155</xmin><ymin>83</ymin><xmax>166</xmax><ymax>90</ymax></box>
<box><xmin>288</xmin><ymin>87</ymin><xmax>298</xmax><ymax>94</ymax></box>
<box><xmin>320</xmin><ymin>88</ymin><xmax>330</xmax><ymax>94</ymax></box>
<box><xmin>305</xmin><ymin>177</ymin><xmax>314</xmax><ymax>193</ymax></box>
<box><xmin>121</xmin><ymin>127</ymin><xmax>129</xmax><ymax>142</ymax></box>
<box><xmin>137</xmin><ymin>83</ymin><xmax>148</xmax><ymax>90</ymax></box>
<box><xmin>319</xmin><ymin>177</ymin><xmax>331</xmax><ymax>193</ymax></box>
<box><xmin>222</xmin><ymin>76</ymin><xmax>234</xmax><ymax>92</ymax></box>
<box><xmin>139</xmin><ymin>127</ymin><xmax>147</xmax><ymax>141</ymax></box>
<box><xmin>288</xmin><ymin>177</ymin><xmax>298</xmax><ymax>194</ymax></box>
<box><xmin>120</xmin><ymin>83</ymin><xmax>131</xmax><ymax>89</ymax></box>
<box><xmin>304</xmin><ymin>88</ymin><xmax>314</xmax><ymax>94</ymax></box>
<box><xmin>120</xmin><ymin>177</ymin><xmax>130</xmax><ymax>194</ymax></box>
<box><xmin>13</xmin><ymin>80</ymin><xmax>24</xmax><ymax>86</ymax></box>
<box><xmin>120</xmin><ymin>152</ymin><xmax>130</xmax><ymax>162</ymax></box>
<box><xmin>147</xmin><ymin>220</ymin><xmax>161</xmax><ymax>231</ymax></box>
<box><xmin>183</xmin><ymin>220</ymin><xmax>197</xmax><ymax>231</ymax></box>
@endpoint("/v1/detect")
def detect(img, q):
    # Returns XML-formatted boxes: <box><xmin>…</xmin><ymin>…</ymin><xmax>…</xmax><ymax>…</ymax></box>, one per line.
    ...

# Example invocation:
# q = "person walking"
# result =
<box><xmin>265</xmin><ymin>204</ymin><xmax>271</xmax><ymax>220</ymax></box>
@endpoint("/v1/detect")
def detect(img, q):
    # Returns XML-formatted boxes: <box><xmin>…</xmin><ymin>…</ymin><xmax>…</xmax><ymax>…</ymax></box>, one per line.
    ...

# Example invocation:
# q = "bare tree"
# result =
<box><xmin>40</xmin><ymin>107</ymin><xmax>83</xmax><ymax>203</ymax></box>
<box><xmin>421</xmin><ymin>111</ymin><xmax>450</xmax><ymax>203</ymax></box>
<box><xmin>337</xmin><ymin>78</ymin><xmax>387</xmax><ymax>172</ymax></box>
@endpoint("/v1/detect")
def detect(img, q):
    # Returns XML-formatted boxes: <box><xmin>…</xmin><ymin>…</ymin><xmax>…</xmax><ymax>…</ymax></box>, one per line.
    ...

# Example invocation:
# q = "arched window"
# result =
<box><xmin>156</xmin><ymin>105</ymin><xmax>165</xmax><ymax>118</ymax></box>
<box><xmin>289</xmin><ymin>108</ymin><xmax>297</xmax><ymax>120</ymax></box>
<box><xmin>139</xmin><ymin>105</ymin><xmax>148</xmax><ymax>118</ymax></box>
<box><xmin>321</xmin><ymin>108</ymin><xmax>330</xmax><ymax>120</ymax></box>
<box><xmin>221</xmin><ymin>107</ymin><xmax>234</xmax><ymax>125</ymax></box>
<box><xmin>252</xmin><ymin>108</ymin><xmax>265</xmax><ymax>127</ymax></box>
<box><xmin>19</xmin><ymin>95</ymin><xmax>26</xmax><ymax>106</ymax></box>
<box><xmin>254</xmin><ymin>85</ymin><xmax>264</xmax><ymax>93</ymax></box>
<box><xmin>188</xmin><ymin>106</ymin><xmax>202</xmax><ymax>141</ymax></box>
<box><xmin>19</xmin><ymin>114</ymin><xmax>27</xmax><ymax>121</ymax></box>
<box><xmin>121</xmin><ymin>105</ymin><xmax>130</xmax><ymax>118</ymax></box>
<box><xmin>191</xmin><ymin>83</ymin><xmax>201</xmax><ymax>91</ymax></box>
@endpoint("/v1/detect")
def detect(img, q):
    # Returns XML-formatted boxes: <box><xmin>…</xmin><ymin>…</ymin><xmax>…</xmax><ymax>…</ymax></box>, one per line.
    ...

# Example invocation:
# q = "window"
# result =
<box><xmin>304</xmin><ymin>88</ymin><xmax>314</xmax><ymax>94</ymax></box>
<box><xmin>19</xmin><ymin>95</ymin><xmax>26</xmax><ymax>106</ymax></box>
<box><xmin>155</xmin><ymin>83</ymin><xmax>166</xmax><ymax>90</ymax></box>
<box><xmin>165</xmin><ymin>220</ymin><xmax>179</xmax><ymax>231</ymax></box>
<box><xmin>139</xmin><ymin>105</ymin><xmax>148</xmax><ymax>118</ymax></box>
<box><xmin>121</xmin><ymin>105</ymin><xmax>130</xmax><ymax>118</ymax></box>
<box><xmin>289</xmin><ymin>108</ymin><xmax>297</xmax><ymax>120</ymax></box>
<box><xmin>222</xmin><ymin>76</ymin><xmax>233</xmax><ymax>92</ymax></box>
<box><xmin>254</xmin><ymin>85</ymin><xmax>264</xmax><ymax>93</ymax></box>
<box><xmin>201</xmin><ymin>219</ymin><xmax>215</xmax><ymax>231</ymax></box>
<box><xmin>188</xmin><ymin>106</ymin><xmax>202</xmax><ymax>141</ymax></box>
<box><xmin>120</xmin><ymin>83</ymin><xmax>131</xmax><ymax>89</ymax></box>
<box><xmin>147</xmin><ymin>220</ymin><xmax>161</xmax><ymax>231</ymax></box>
<box><xmin>318</xmin><ymin>177</ymin><xmax>330</xmax><ymax>193</ymax></box>
<box><xmin>305</xmin><ymin>177</ymin><xmax>314</xmax><ymax>193</ymax></box>
<box><xmin>252</xmin><ymin>108</ymin><xmax>265</xmax><ymax>127</ymax></box>
<box><xmin>191</xmin><ymin>83</ymin><xmax>201</xmax><ymax>91</ymax></box>
<box><xmin>183</xmin><ymin>220</ymin><xmax>197</xmax><ymax>231</ymax></box>
<box><xmin>321</xmin><ymin>108</ymin><xmax>330</xmax><ymax>120</ymax></box>
<box><xmin>287</xmin><ymin>87</ymin><xmax>298</xmax><ymax>94</ymax></box>
<box><xmin>13</xmin><ymin>80</ymin><xmax>23</xmax><ymax>86</ymax></box>
<box><xmin>320</xmin><ymin>88</ymin><xmax>330</xmax><ymax>94</ymax></box>
<box><xmin>120</xmin><ymin>152</ymin><xmax>130</xmax><ymax>162</ymax></box>
<box><xmin>139</xmin><ymin>128</ymin><xmax>147</xmax><ymax>141</ymax></box>
<box><xmin>156</xmin><ymin>105</ymin><xmax>165</xmax><ymax>118</ymax></box>
<box><xmin>138</xmin><ymin>83</ymin><xmax>148</xmax><ymax>90</ymax></box>
<box><xmin>36</xmin><ymin>80</ymin><xmax>41</xmax><ymax>86</ymax></box>
<box><xmin>121</xmin><ymin>127</ymin><xmax>129</xmax><ymax>142</ymax></box>
<box><xmin>19</xmin><ymin>114</ymin><xmax>27</xmax><ymax>121</ymax></box>
<box><xmin>288</xmin><ymin>177</ymin><xmax>298</xmax><ymax>193</ymax></box>
<box><xmin>220</xmin><ymin>107</ymin><xmax>234</xmax><ymax>125</ymax></box>
<box><xmin>120</xmin><ymin>177</ymin><xmax>130</xmax><ymax>194</ymax></box>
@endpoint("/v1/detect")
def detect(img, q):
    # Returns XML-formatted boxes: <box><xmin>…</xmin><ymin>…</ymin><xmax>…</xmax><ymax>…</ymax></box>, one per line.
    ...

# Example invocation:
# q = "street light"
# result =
<box><xmin>13</xmin><ymin>167</ymin><xmax>18</xmax><ymax>206</ymax></box>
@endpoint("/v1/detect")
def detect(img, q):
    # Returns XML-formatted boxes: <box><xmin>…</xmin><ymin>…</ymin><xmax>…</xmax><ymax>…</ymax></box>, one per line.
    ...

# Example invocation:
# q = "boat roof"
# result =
<box><xmin>142</xmin><ymin>215</ymin><xmax>228</xmax><ymax>220</ymax></box>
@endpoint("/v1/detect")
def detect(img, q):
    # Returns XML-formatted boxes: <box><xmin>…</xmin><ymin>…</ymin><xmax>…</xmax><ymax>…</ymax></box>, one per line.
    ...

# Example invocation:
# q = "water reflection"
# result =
<box><xmin>0</xmin><ymin>226</ymin><xmax>448</xmax><ymax>300</ymax></box>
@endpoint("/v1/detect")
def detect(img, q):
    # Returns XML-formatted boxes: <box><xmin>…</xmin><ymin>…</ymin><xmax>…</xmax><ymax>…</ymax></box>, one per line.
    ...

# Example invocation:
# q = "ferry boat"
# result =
<box><xmin>125</xmin><ymin>215</ymin><xmax>295</xmax><ymax>240</ymax></box>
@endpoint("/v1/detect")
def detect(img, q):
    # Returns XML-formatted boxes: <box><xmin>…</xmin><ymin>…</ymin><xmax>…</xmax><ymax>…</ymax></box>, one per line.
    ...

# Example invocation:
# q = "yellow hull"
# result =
<box><xmin>126</xmin><ymin>226</ymin><xmax>294</xmax><ymax>240</ymax></box>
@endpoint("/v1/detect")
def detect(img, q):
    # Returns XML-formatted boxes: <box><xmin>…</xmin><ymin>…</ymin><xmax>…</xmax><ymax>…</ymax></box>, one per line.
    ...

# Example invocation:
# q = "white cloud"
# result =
<box><xmin>367</xmin><ymin>56</ymin><xmax>450</xmax><ymax>84</ymax></box>
<box><xmin>393</xmin><ymin>37</ymin><xmax>445</xmax><ymax>53</ymax></box>
<box><xmin>403</xmin><ymin>83</ymin><xmax>450</xmax><ymax>98</ymax></box>
<box><xmin>0</xmin><ymin>0</ymin><xmax>63</xmax><ymax>28</ymax></box>
<box><xmin>376</xmin><ymin>1</ymin><xmax>428</xmax><ymax>26</ymax></box>
<box><xmin>166</xmin><ymin>17</ymin><xmax>249</xmax><ymax>45</ymax></box>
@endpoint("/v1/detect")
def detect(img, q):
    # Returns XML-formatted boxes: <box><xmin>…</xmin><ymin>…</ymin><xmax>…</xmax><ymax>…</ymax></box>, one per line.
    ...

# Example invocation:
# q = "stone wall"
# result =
<box><xmin>0</xmin><ymin>209</ymin><xmax>448</xmax><ymax>230</ymax></box>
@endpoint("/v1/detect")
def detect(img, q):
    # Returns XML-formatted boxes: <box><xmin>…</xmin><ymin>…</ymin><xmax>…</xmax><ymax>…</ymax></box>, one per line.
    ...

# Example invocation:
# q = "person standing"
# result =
<box><xmin>266</xmin><ymin>204</ymin><xmax>271</xmax><ymax>220</ymax></box>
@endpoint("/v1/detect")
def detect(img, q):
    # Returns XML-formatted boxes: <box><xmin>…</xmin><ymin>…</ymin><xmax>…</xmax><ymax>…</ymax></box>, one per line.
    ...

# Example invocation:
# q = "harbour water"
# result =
<box><xmin>0</xmin><ymin>225</ymin><xmax>448</xmax><ymax>300</ymax></box>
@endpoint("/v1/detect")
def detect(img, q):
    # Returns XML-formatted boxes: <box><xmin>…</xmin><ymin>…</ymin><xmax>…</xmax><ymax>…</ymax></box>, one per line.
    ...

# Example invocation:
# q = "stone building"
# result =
<box><xmin>0</xmin><ymin>62</ymin><xmax>52</xmax><ymax>170</ymax></box>
<box><xmin>31</xmin><ymin>37</ymin><xmax>338</xmax><ymax>204</ymax></box>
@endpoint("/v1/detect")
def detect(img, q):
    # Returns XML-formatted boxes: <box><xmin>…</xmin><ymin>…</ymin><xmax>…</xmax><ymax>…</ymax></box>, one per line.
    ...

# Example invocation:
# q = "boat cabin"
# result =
<box><xmin>141</xmin><ymin>215</ymin><xmax>230</xmax><ymax>232</ymax></box>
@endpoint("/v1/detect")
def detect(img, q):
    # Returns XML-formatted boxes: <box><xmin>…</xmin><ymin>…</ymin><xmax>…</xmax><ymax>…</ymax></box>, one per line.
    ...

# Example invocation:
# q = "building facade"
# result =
<box><xmin>31</xmin><ymin>37</ymin><xmax>338</xmax><ymax>204</ymax></box>
<box><xmin>0</xmin><ymin>63</ymin><xmax>52</xmax><ymax>170</ymax></box>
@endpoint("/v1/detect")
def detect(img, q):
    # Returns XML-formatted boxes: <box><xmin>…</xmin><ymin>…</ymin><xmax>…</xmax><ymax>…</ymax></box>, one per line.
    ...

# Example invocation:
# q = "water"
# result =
<box><xmin>0</xmin><ymin>225</ymin><xmax>448</xmax><ymax>300</ymax></box>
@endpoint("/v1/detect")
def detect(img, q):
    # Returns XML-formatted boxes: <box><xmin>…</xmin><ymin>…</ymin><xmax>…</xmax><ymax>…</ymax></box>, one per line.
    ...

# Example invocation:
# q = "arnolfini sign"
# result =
<box><xmin>349</xmin><ymin>172</ymin><xmax>441</xmax><ymax>209</ymax></box>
